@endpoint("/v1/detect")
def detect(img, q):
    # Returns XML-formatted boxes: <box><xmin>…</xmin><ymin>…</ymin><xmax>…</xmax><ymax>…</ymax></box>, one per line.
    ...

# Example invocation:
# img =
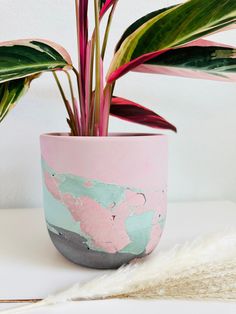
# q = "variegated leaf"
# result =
<box><xmin>0</xmin><ymin>39</ymin><xmax>72</xmax><ymax>83</ymax></box>
<box><xmin>115</xmin><ymin>5</ymin><xmax>177</xmax><ymax>52</ymax></box>
<box><xmin>134</xmin><ymin>39</ymin><xmax>236</xmax><ymax>82</ymax></box>
<box><xmin>0</xmin><ymin>77</ymin><xmax>33</xmax><ymax>122</ymax></box>
<box><xmin>109</xmin><ymin>0</ymin><xmax>236</xmax><ymax>76</ymax></box>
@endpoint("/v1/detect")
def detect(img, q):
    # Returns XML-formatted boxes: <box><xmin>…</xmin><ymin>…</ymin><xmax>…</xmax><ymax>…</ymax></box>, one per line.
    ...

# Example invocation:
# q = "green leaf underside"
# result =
<box><xmin>113</xmin><ymin>0</ymin><xmax>236</xmax><ymax>69</ymax></box>
<box><xmin>115</xmin><ymin>5</ymin><xmax>177</xmax><ymax>52</ymax></box>
<box><xmin>0</xmin><ymin>78</ymin><xmax>30</xmax><ymax>121</ymax></box>
<box><xmin>146</xmin><ymin>46</ymin><xmax>236</xmax><ymax>73</ymax></box>
<box><xmin>0</xmin><ymin>41</ymin><xmax>69</xmax><ymax>83</ymax></box>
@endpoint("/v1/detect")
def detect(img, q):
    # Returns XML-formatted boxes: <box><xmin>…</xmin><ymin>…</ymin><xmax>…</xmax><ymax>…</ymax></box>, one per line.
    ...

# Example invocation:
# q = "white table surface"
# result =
<box><xmin>0</xmin><ymin>201</ymin><xmax>236</xmax><ymax>313</ymax></box>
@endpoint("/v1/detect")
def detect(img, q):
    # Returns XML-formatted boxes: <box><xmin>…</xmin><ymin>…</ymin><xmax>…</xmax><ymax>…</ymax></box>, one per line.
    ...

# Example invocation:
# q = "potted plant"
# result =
<box><xmin>1</xmin><ymin>0</ymin><xmax>236</xmax><ymax>269</ymax></box>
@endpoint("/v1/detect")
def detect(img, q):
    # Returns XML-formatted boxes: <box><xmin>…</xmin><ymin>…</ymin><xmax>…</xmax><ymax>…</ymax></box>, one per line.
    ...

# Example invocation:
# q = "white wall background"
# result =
<box><xmin>0</xmin><ymin>0</ymin><xmax>236</xmax><ymax>209</ymax></box>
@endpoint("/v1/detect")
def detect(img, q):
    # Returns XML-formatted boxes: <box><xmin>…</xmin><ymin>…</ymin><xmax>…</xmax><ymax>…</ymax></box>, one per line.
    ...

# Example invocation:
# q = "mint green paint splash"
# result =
<box><xmin>121</xmin><ymin>211</ymin><xmax>155</xmax><ymax>255</ymax></box>
<box><xmin>42</xmin><ymin>180</ymin><xmax>82</xmax><ymax>234</ymax></box>
<box><xmin>43</xmin><ymin>181</ymin><xmax>106</xmax><ymax>252</ymax></box>
<box><xmin>58</xmin><ymin>174</ymin><xmax>127</xmax><ymax>208</ymax></box>
<box><xmin>42</xmin><ymin>158</ymin><xmax>156</xmax><ymax>254</ymax></box>
<box><xmin>41</xmin><ymin>158</ymin><xmax>141</xmax><ymax>209</ymax></box>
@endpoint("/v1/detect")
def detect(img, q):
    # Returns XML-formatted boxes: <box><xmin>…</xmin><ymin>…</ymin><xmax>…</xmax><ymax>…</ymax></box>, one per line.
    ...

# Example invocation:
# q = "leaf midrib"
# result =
<box><xmin>0</xmin><ymin>61</ymin><xmax>67</xmax><ymax>74</ymax></box>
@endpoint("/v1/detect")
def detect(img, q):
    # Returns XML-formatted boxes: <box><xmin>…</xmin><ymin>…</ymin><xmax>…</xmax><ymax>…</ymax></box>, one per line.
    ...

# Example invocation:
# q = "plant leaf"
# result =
<box><xmin>134</xmin><ymin>39</ymin><xmax>236</xmax><ymax>82</ymax></box>
<box><xmin>110</xmin><ymin>96</ymin><xmax>177</xmax><ymax>132</ymax></box>
<box><xmin>0</xmin><ymin>39</ymin><xmax>72</xmax><ymax>83</ymax></box>
<box><xmin>108</xmin><ymin>49</ymin><xmax>170</xmax><ymax>83</ymax></box>
<box><xmin>115</xmin><ymin>5</ymin><xmax>177</xmax><ymax>52</ymax></box>
<box><xmin>0</xmin><ymin>77</ymin><xmax>33</xmax><ymax>122</ymax></box>
<box><xmin>108</xmin><ymin>39</ymin><xmax>236</xmax><ymax>83</ymax></box>
<box><xmin>110</xmin><ymin>0</ymin><xmax>236</xmax><ymax>75</ymax></box>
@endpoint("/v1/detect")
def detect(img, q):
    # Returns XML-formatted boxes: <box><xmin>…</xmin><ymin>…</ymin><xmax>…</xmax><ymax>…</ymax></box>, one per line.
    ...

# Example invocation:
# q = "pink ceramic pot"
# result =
<box><xmin>40</xmin><ymin>133</ymin><xmax>168</xmax><ymax>269</ymax></box>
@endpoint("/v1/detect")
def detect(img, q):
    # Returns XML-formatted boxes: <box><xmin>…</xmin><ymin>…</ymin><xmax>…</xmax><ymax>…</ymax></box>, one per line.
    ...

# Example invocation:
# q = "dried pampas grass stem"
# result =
<box><xmin>2</xmin><ymin>231</ymin><xmax>236</xmax><ymax>313</ymax></box>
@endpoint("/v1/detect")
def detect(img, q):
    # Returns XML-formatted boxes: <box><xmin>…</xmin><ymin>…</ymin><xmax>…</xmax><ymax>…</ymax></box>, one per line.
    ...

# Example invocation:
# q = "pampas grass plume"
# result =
<box><xmin>2</xmin><ymin>231</ymin><xmax>236</xmax><ymax>313</ymax></box>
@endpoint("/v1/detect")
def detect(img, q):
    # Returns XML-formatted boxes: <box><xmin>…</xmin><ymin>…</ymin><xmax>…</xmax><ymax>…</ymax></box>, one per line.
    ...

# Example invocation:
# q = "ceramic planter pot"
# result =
<box><xmin>40</xmin><ymin>133</ymin><xmax>168</xmax><ymax>269</ymax></box>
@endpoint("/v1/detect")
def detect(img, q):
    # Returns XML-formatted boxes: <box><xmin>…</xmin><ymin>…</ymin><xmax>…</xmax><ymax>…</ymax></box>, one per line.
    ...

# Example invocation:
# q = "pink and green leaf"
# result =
<box><xmin>108</xmin><ymin>40</ymin><xmax>236</xmax><ymax>83</ymax></box>
<box><xmin>0</xmin><ymin>39</ymin><xmax>72</xmax><ymax>83</ymax></box>
<box><xmin>134</xmin><ymin>39</ymin><xmax>236</xmax><ymax>82</ymax></box>
<box><xmin>115</xmin><ymin>5</ymin><xmax>177</xmax><ymax>52</ymax></box>
<box><xmin>110</xmin><ymin>96</ymin><xmax>177</xmax><ymax>132</ymax></box>
<box><xmin>108</xmin><ymin>49</ymin><xmax>170</xmax><ymax>82</ymax></box>
<box><xmin>109</xmin><ymin>0</ymin><xmax>236</xmax><ymax>75</ymax></box>
<box><xmin>0</xmin><ymin>77</ymin><xmax>33</xmax><ymax>122</ymax></box>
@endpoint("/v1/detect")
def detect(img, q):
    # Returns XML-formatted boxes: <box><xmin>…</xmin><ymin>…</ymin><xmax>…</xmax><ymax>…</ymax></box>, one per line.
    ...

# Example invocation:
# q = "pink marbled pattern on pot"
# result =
<box><xmin>44</xmin><ymin>169</ymin><xmax>165</xmax><ymax>253</ymax></box>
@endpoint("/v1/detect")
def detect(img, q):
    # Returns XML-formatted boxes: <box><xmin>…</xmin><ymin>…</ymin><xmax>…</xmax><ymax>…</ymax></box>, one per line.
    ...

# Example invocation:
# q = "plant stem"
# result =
<box><xmin>72</xmin><ymin>67</ymin><xmax>80</xmax><ymax>93</ymax></box>
<box><xmin>84</xmin><ymin>41</ymin><xmax>92</xmax><ymax>135</ymax></box>
<box><xmin>103</xmin><ymin>81</ymin><xmax>116</xmax><ymax>135</ymax></box>
<box><xmin>101</xmin><ymin>1</ymin><xmax>118</xmax><ymax>59</ymax></box>
<box><xmin>94</xmin><ymin>0</ymin><xmax>102</xmax><ymax>135</ymax></box>
<box><xmin>75</xmin><ymin>0</ymin><xmax>80</xmax><ymax>71</ymax></box>
<box><xmin>74</xmin><ymin>0</ymin><xmax>87</xmax><ymax>135</ymax></box>
<box><xmin>64</xmin><ymin>71</ymin><xmax>76</xmax><ymax>107</ymax></box>
<box><xmin>89</xmin><ymin>38</ymin><xmax>95</xmax><ymax>136</ymax></box>
<box><xmin>52</xmin><ymin>72</ymin><xmax>77</xmax><ymax>136</ymax></box>
<box><xmin>64</xmin><ymin>70</ymin><xmax>80</xmax><ymax>135</ymax></box>
<box><xmin>99</xmin><ymin>0</ymin><xmax>103</xmax><ymax>10</ymax></box>
<box><xmin>72</xmin><ymin>66</ymin><xmax>84</xmax><ymax>131</ymax></box>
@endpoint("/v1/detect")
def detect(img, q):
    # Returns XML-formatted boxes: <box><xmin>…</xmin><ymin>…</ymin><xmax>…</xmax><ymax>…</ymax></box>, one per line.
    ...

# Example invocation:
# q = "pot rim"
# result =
<box><xmin>40</xmin><ymin>132</ymin><xmax>167</xmax><ymax>140</ymax></box>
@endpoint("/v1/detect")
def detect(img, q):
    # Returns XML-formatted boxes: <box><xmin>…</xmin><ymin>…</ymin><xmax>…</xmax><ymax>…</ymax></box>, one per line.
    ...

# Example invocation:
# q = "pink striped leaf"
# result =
<box><xmin>0</xmin><ymin>39</ymin><xmax>72</xmax><ymax>122</ymax></box>
<box><xmin>115</xmin><ymin>5</ymin><xmax>176</xmax><ymax>53</ymax></box>
<box><xmin>0</xmin><ymin>76</ymin><xmax>37</xmax><ymax>122</ymax></box>
<box><xmin>108</xmin><ymin>39</ymin><xmax>236</xmax><ymax>83</ymax></box>
<box><xmin>107</xmin><ymin>49</ymin><xmax>170</xmax><ymax>83</ymax></box>
<box><xmin>0</xmin><ymin>39</ymin><xmax>72</xmax><ymax>83</ymax></box>
<box><xmin>134</xmin><ymin>39</ymin><xmax>236</xmax><ymax>82</ymax></box>
<box><xmin>110</xmin><ymin>96</ymin><xmax>177</xmax><ymax>132</ymax></box>
<box><xmin>109</xmin><ymin>0</ymin><xmax>236</xmax><ymax>79</ymax></box>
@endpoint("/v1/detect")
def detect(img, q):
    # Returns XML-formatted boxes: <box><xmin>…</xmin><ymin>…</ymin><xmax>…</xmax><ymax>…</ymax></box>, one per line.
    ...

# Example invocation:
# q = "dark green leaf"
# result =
<box><xmin>0</xmin><ymin>39</ymin><xmax>72</xmax><ymax>83</ymax></box>
<box><xmin>111</xmin><ymin>0</ymin><xmax>236</xmax><ymax>71</ymax></box>
<box><xmin>0</xmin><ymin>77</ymin><xmax>32</xmax><ymax>122</ymax></box>
<box><xmin>115</xmin><ymin>5</ymin><xmax>177</xmax><ymax>52</ymax></box>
